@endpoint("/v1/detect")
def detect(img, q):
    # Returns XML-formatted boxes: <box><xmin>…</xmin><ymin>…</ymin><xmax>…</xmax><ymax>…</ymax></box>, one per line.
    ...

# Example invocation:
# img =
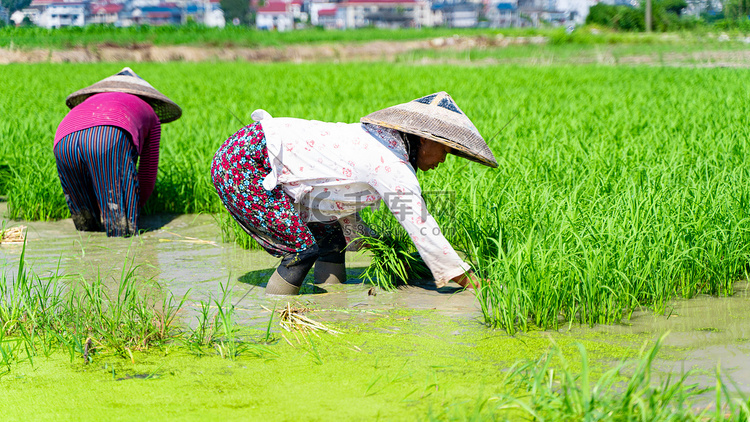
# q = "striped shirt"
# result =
<box><xmin>54</xmin><ymin>92</ymin><xmax>161</xmax><ymax>206</ymax></box>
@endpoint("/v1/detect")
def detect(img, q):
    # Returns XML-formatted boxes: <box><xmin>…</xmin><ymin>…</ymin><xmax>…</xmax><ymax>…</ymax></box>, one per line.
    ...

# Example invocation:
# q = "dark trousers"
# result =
<box><xmin>54</xmin><ymin>125</ymin><xmax>140</xmax><ymax>237</ymax></box>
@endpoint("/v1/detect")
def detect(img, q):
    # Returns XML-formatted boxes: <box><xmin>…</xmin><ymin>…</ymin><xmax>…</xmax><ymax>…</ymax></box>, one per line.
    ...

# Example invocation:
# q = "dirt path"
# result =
<box><xmin>0</xmin><ymin>35</ymin><xmax>522</xmax><ymax>64</ymax></box>
<box><xmin>4</xmin><ymin>35</ymin><xmax>750</xmax><ymax>66</ymax></box>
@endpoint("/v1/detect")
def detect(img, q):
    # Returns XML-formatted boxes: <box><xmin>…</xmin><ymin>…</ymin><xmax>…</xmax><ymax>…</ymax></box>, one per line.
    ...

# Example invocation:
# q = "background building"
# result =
<box><xmin>5</xmin><ymin>0</ymin><xmax>580</xmax><ymax>28</ymax></box>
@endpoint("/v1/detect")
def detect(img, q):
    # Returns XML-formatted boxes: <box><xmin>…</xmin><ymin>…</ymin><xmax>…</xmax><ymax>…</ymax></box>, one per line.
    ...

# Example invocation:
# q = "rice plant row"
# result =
<box><xmin>3</xmin><ymin>62</ymin><xmax>750</xmax><ymax>332</ymax></box>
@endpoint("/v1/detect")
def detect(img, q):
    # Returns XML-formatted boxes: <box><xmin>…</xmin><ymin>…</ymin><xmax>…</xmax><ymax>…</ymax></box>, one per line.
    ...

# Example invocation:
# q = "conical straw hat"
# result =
<box><xmin>361</xmin><ymin>92</ymin><xmax>497</xmax><ymax>168</ymax></box>
<box><xmin>65</xmin><ymin>67</ymin><xmax>182</xmax><ymax>123</ymax></box>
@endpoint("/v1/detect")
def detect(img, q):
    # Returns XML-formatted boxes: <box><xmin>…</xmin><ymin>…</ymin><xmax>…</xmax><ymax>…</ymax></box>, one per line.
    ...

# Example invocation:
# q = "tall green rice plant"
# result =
<box><xmin>213</xmin><ymin>211</ymin><xmax>262</xmax><ymax>250</ymax></box>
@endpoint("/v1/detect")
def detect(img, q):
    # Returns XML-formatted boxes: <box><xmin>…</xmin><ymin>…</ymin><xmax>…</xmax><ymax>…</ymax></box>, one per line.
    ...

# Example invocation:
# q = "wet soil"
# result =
<box><xmin>3</xmin><ymin>202</ymin><xmax>750</xmax><ymax>393</ymax></box>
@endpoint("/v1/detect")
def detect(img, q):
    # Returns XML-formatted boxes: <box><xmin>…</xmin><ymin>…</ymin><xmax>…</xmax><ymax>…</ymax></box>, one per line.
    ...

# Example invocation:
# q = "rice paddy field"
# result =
<box><xmin>3</xmin><ymin>41</ymin><xmax>750</xmax><ymax>420</ymax></box>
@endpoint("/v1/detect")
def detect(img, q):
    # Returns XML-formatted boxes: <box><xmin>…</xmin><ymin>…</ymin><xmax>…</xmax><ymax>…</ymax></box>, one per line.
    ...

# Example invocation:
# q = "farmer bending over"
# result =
<box><xmin>211</xmin><ymin>92</ymin><xmax>496</xmax><ymax>295</ymax></box>
<box><xmin>53</xmin><ymin>68</ymin><xmax>181</xmax><ymax>236</ymax></box>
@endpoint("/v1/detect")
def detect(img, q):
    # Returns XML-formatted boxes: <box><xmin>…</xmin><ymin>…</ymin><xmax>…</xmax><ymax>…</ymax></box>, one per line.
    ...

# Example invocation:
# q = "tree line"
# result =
<box><xmin>586</xmin><ymin>0</ymin><xmax>750</xmax><ymax>31</ymax></box>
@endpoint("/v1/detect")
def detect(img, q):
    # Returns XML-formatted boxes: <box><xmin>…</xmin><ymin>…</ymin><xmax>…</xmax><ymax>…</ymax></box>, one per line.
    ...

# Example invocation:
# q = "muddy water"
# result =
<box><xmin>0</xmin><ymin>201</ymin><xmax>478</xmax><ymax>327</ymax></box>
<box><xmin>3</xmin><ymin>202</ymin><xmax>750</xmax><ymax>391</ymax></box>
<box><xmin>577</xmin><ymin>285</ymin><xmax>750</xmax><ymax>392</ymax></box>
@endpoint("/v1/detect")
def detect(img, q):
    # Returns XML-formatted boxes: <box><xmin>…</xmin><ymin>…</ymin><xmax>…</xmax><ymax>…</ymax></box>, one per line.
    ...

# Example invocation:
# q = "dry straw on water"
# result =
<box><xmin>265</xmin><ymin>303</ymin><xmax>340</xmax><ymax>335</ymax></box>
<box><xmin>0</xmin><ymin>226</ymin><xmax>25</xmax><ymax>244</ymax></box>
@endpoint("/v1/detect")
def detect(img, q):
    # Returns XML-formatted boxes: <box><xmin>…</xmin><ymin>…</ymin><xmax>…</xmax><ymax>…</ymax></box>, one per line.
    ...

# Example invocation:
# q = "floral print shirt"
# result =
<box><xmin>253</xmin><ymin>110</ymin><xmax>470</xmax><ymax>286</ymax></box>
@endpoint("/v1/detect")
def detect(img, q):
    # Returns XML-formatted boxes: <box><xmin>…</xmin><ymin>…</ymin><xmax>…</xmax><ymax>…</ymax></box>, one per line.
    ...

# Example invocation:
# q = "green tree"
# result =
<box><xmin>724</xmin><ymin>0</ymin><xmax>750</xmax><ymax>19</ymax></box>
<box><xmin>1</xmin><ymin>0</ymin><xmax>31</xmax><ymax>13</ymax></box>
<box><xmin>586</xmin><ymin>0</ymin><xmax>694</xmax><ymax>31</ymax></box>
<box><xmin>585</xmin><ymin>3</ymin><xmax>617</xmax><ymax>26</ymax></box>
<box><xmin>660</xmin><ymin>0</ymin><xmax>688</xmax><ymax>16</ymax></box>
<box><xmin>220</xmin><ymin>0</ymin><xmax>251</xmax><ymax>25</ymax></box>
<box><xmin>585</xmin><ymin>3</ymin><xmax>645</xmax><ymax>31</ymax></box>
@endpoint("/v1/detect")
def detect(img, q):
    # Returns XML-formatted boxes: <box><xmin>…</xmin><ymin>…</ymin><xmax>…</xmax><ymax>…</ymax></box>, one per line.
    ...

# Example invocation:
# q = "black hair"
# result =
<box><xmin>401</xmin><ymin>132</ymin><xmax>421</xmax><ymax>170</ymax></box>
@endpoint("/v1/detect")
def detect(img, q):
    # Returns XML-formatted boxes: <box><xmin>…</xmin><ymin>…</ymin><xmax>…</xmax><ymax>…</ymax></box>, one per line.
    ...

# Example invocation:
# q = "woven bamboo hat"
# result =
<box><xmin>65</xmin><ymin>67</ymin><xmax>182</xmax><ymax>123</ymax></box>
<box><xmin>361</xmin><ymin>92</ymin><xmax>497</xmax><ymax>168</ymax></box>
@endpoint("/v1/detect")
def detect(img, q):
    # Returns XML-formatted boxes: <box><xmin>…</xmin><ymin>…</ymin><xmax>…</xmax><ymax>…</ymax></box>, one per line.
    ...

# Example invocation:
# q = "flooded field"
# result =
<box><xmin>4</xmin><ymin>42</ymin><xmax>750</xmax><ymax>418</ymax></box>
<box><xmin>0</xmin><ymin>199</ymin><xmax>477</xmax><ymax>324</ymax></box>
<box><xmin>3</xmin><ymin>198</ymin><xmax>750</xmax><ymax>419</ymax></box>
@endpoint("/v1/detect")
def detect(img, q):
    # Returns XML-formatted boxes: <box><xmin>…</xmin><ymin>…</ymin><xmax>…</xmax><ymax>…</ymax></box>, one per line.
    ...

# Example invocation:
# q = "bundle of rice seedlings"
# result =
<box><xmin>359</xmin><ymin>233</ymin><xmax>431</xmax><ymax>291</ymax></box>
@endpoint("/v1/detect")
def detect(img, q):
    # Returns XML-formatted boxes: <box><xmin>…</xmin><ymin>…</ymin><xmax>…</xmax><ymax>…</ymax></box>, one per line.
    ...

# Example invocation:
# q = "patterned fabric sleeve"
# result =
<box><xmin>137</xmin><ymin>119</ymin><xmax>161</xmax><ymax>207</ymax></box>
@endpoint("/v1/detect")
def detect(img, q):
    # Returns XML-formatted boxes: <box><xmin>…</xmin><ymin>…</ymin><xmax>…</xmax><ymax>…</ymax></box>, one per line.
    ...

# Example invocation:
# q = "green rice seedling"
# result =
<box><xmin>0</xmin><ymin>336</ymin><xmax>21</xmax><ymax>375</ymax></box>
<box><xmin>713</xmin><ymin>363</ymin><xmax>750</xmax><ymax>421</ymax></box>
<box><xmin>0</xmin><ymin>25</ymin><xmax>553</xmax><ymax>50</ymax></box>
<box><xmin>0</xmin><ymin>240</ymin><xmax>64</xmax><ymax>337</ymax></box>
<box><xmin>359</xmin><ymin>231</ymin><xmax>431</xmax><ymax>291</ymax></box>
<box><xmin>184</xmin><ymin>282</ymin><xmax>275</xmax><ymax>358</ymax></box>
<box><xmin>424</xmin><ymin>334</ymin><xmax>750</xmax><ymax>421</ymax></box>
<box><xmin>213</xmin><ymin>279</ymin><xmax>243</xmax><ymax>360</ymax></box>
<box><xmin>465</xmin><ymin>334</ymin><xmax>748</xmax><ymax>420</ymax></box>
<box><xmin>262</xmin><ymin>302</ymin><xmax>277</xmax><ymax>344</ymax></box>
<box><xmin>5</xmin><ymin>159</ymin><xmax>68</xmax><ymax>221</ymax></box>
<box><xmin>58</xmin><ymin>263</ymin><xmax>189</xmax><ymax>358</ymax></box>
<box><xmin>1</xmin><ymin>249</ymin><xmax>282</xmax><ymax>369</ymax></box>
<box><xmin>213</xmin><ymin>211</ymin><xmax>262</xmax><ymax>250</ymax></box>
<box><xmin>8</xmin><ymin>61</ymin><xmax>750</xmax><ymax>335</ymax></box>
<box><xmin>157</xmin><ymin>287</ymin><xmax>191</xmax><ymax>341</ymax></box>
<box><xmin>187</xmin><ymin>297</ymin><xmax>217</xmax><ymax>350</ymax></box>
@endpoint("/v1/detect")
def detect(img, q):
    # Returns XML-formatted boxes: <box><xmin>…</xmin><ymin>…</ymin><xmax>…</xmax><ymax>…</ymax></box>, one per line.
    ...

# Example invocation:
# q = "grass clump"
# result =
<box><xmin>432</xmin><ymin>335</ymin><xmax>750</xmax><ymax>421</ymax></box>
<box><xmin>213</xmin><ymin>211</ymin><xmax>262</xmax><ymax>250</ymax></box>
<box><xmin>0</xmin><ymin>163</ymin><xmax>10</xmax><ymax>196</ymax></box>
<box><xmin>0</xmin><ymin>242</ymin><xmax>278</xmax><ymax>373</ymax></box>
<box><xmin>0</xmin><ymin>242</ymin><xmax>188</xmax><ymax>368</ymax></box>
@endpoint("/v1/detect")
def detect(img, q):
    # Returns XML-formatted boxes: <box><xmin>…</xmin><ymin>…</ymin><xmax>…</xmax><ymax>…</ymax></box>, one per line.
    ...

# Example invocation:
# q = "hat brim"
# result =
<box><xmin>361</xmin><ymin>92</ymin><xmax>498</xmax><ymax>169</ymax></box>
<box><xmin>363</xmin><ymin>118</ymin><xmax>498</xmax><ymax>168</ymax></box>
<box><xmin>66</xmin><ymin>81</ymin><xmax>182</xmax><ymax>124</ymax></box>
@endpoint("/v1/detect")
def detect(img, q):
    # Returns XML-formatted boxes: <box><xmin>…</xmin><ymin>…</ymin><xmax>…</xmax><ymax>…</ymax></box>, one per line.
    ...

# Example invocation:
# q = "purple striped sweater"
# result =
<box><xmin>54</xmin><ymin>92</ymin><xmax>161</xmax><ymax>206</ymax></box>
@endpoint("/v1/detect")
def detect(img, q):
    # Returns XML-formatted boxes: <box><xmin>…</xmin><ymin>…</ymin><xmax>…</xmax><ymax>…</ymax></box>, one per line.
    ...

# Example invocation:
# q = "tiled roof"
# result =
<box><xmin>258</xmin><ymin>1</ymin><xmax>289</xmax><ymax>13</ymax></box>
<box><xmin>91</xmin><ymin>3</ymin><xmax>123</xmax><ymax>14</ymax></box>
<box><xmin>341</xmin><ymin>0</ymin><xmax>417</xmax><ymax>4</ymax></box>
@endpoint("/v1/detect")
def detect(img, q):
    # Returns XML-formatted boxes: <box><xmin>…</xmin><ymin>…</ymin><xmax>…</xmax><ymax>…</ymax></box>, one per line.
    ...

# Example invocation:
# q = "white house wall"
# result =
<box><xmin>38</xmin><ymin>5</ymin><xmax>86</xmax><ymax>28</ymax></box>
